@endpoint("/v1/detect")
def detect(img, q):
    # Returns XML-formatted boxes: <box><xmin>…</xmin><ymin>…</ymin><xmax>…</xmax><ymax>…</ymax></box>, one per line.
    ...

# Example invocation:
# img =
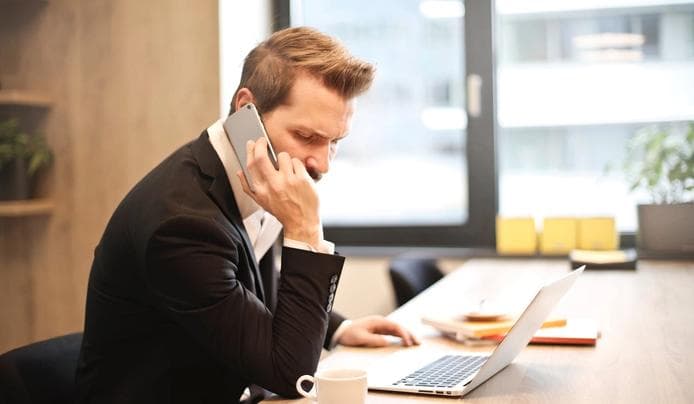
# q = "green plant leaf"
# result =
<box><xmin>622</xmin><ymin>122</ymin><xmax>694</xmax><ymax>204</ymax></box>
<box><xmin>0</xmin><ymin>118</ymin><xmax>53</xmax><ymax>177</ymax></box>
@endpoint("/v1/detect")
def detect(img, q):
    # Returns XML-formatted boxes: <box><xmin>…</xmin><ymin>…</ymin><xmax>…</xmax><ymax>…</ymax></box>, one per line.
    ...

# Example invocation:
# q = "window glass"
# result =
<box><xmin>496</xmin><ymin>1</ymin><xmax>694</xmax><ymax>231</ymax></box>
<box><xmin>293</xmin><ymin>0</ymin><xmax>467</xmax><ymax>226</ymax></box>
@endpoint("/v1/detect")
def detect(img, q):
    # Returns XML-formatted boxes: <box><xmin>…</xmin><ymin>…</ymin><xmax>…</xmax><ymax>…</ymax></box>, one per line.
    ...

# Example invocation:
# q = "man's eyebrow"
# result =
<box><xmin>295</xmin><ymin>125</ymin><xmax>347</xmax><ymax>140</ymax></box>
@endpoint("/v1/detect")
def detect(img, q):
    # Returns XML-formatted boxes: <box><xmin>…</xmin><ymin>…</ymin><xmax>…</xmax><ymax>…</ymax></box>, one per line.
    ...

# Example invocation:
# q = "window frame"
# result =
<box><xmin>273</xmin><ymin>0</ymin><xmax>498</xmax><ymax>247</ymax></box>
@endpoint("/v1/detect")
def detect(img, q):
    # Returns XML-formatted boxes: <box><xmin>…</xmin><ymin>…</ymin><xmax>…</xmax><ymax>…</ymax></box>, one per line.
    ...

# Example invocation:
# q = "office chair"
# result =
<box><xmin>388</xmin><ymin>256</ymin><xmax>444</xmax><ymax>307</ymax></box>
<box><xmin>0</xmin><ymin>332</ymin><xmax>82</xmax><ymax>404</ymax></box>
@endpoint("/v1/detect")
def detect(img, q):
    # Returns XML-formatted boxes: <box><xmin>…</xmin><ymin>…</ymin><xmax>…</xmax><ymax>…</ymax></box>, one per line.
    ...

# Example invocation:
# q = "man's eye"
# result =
<box><xmin>298</xmin><ymin>133</ymin><xmax>317</xmax><ymax>144</ymax></box>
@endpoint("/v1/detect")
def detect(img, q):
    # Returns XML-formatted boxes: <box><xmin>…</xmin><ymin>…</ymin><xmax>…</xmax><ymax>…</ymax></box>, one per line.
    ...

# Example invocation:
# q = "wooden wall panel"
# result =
<box><xmin>0</xmin><ymin>0</ymin><xmax>219</xmax><ymax>352</ymax></box>
<box><xmin>0</xmin><ymin>221</ymin><xmax>34</xmax><ymax>349</ymax></box>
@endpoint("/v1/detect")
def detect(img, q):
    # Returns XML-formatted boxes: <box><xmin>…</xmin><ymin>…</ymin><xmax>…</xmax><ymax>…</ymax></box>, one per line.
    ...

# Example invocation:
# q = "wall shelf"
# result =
<box><xmin>0</xmin><ymin>0</ymin><xmax>49</xmax><ymax>5</ymax></box>
<box><xmin>0</xmin><ymin>90</ymin><xmax>52</xmax><ymax>107</ymax></box>
<box><xmin>0</xmin><ymin>198</ymin><xmax>54</xmax><ymax>216</ymax></box>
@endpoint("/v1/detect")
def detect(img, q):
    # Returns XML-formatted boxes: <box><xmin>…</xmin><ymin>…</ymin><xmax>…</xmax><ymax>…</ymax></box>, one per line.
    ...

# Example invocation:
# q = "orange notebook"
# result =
<box><xmin>482</xmin><ymin>318</ymin><xmax>599</xmax><ymax>346</ymax></box>
<box><xmin>422</xmin><ymin>315</ymin><xmax>567</xmax><ymax>338</ymax></box>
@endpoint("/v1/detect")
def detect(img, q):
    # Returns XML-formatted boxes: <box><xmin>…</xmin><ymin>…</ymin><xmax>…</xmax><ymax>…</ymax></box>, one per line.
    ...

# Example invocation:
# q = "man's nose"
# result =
<box><xmin>306</xmin><ymin>144</ymin><xmax>332</xmax><ymax>175</ymax></box>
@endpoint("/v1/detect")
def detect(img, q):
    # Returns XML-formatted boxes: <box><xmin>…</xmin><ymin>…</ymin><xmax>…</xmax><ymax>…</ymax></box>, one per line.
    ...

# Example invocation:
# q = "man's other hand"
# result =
<box><xmin>337</xmin><ymin>315</ymin><xmax>421</xmax><ymax>347</ymax></box>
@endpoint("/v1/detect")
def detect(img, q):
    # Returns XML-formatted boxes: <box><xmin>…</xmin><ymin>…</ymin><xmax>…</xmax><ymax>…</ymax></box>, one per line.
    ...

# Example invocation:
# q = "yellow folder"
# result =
<box><xmin>496</xmin><ymin>217</ymin><xmax>537</xmax><ymax>255</ymax></box>
<box><xmin>540</xmin><ymin>217</ymin><xmax>577</xmax><ymax>255</ymax></box>
<box><xmin>578</xmin><ymin>217</ymin><xmax>618</xmax><ymax>250</ymax></box>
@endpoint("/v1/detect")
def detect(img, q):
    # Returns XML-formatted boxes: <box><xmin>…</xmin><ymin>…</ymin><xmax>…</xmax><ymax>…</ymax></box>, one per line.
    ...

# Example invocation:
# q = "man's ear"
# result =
<box><xmin>234</xmin><ymin>88</ymin><xmax>255</xmax><ymax>112</ymax></box>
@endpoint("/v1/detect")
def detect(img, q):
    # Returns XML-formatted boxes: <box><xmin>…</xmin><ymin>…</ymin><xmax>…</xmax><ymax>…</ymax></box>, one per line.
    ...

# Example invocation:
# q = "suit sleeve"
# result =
<box><xmin>144</xmin><ymin>215</ymin><xmax>344</xmax><ymax>398</ymax></box>
<box><xmin>325</xmin><ymin>311</ymin><xmax>347</xmax><ymax>349</ymax></box>
<box><xmin>260</xmin><ymin>243</ymin><xmax>345</xmax><ymax>350</ymax></box>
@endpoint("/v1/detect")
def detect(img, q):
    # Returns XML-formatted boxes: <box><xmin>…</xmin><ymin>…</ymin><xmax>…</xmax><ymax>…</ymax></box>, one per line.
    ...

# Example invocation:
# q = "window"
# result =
<box><xmin>275</xmin><ymin>0</ymin><xmax>693</xmax><ymax>246</ymax></box>
<box><xmin>279</xmin><ymin>0</ymin><xmax>496</xmax><ymax>246</ymax></box>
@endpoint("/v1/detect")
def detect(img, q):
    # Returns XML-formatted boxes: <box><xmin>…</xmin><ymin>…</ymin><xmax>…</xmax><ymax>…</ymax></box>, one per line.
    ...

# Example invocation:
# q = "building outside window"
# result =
<box><xmin>497</xmin><ymin>0</ymin><xmax>694</xmax><ymax>231</ymax></box>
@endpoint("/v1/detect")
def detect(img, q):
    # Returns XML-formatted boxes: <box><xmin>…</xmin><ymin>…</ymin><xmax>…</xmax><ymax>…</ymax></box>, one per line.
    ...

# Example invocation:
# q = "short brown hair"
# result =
<box><xmin>230</xmin><ymin>26</ymin><xmax>375</xmax><ymax>115</ymax></box>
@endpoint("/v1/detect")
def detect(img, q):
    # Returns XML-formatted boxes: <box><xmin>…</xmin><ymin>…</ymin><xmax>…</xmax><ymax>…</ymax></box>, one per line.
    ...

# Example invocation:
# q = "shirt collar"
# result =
<box><xmin>207</xmin><ymin>118</ymin><xmax>260</xmax><ymax>220</ymax></box>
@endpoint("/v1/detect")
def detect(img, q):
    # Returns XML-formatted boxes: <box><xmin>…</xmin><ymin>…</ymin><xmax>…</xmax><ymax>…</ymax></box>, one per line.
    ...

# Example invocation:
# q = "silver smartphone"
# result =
<box><xmin>222</xmin><ymin>103</ymin><xmax>278</xmax><ymax>190</ymax></box>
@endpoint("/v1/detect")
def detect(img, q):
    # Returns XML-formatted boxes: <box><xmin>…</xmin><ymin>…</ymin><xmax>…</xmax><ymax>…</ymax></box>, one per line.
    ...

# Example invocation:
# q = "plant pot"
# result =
<box><xmin>637</xmin><ymin>203</ymin><xmax>694</xmax><ymax>257</ymax></box>
<box><xmin>0</xmin><ymin>158</ymin><xmax>31</xmax><ymax>201</ymax></box>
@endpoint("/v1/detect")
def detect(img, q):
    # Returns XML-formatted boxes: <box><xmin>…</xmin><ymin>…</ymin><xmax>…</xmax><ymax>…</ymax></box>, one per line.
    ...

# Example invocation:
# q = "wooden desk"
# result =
<box><xmin>265</xmin><ymin>259</ymin><xmax>694</xmax><ymax>403</ymax></box>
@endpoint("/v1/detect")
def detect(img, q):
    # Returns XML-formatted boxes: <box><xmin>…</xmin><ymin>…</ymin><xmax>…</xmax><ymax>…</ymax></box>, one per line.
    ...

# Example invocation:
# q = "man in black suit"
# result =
<box><xmin>75</xmin><ymin>27</ymin><xmax>418</xmax><ymax>403</ymax></box>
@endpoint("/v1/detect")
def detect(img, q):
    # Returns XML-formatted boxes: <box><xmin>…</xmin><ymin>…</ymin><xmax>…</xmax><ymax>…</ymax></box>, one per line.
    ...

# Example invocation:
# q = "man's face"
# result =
<box><xmin>260</xmin><ymin>73</ymin><xmax>354</xmax><ymax>181</ymax></box>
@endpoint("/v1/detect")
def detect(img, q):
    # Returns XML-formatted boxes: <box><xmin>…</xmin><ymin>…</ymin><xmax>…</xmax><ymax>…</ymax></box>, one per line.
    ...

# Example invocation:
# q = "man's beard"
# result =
<box><xmin>308</xmin><ymin>168</ymin><xmax>322</xmax><ymax>182</ymax></box>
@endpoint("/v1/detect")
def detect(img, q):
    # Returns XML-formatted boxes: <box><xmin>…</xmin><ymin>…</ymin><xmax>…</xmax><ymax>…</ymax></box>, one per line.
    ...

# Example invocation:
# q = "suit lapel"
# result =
<box><xmin>190</xmin><ymin>131</ymin><xmax>266</xmax><ymax>303</ymax></box>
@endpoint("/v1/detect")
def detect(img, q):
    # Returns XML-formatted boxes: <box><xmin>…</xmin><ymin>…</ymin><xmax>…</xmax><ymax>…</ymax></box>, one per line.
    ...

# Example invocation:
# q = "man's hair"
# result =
<box><xmin>230</xmin><ymin>26</ymin><xmax>375</xmax><ymax>115</ymax></box>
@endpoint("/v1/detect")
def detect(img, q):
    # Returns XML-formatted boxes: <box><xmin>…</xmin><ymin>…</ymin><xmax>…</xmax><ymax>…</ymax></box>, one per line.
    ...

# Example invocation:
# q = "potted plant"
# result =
<box><xmin>623</xmin><ymin>122</ymin><xmax>694</xmax><ymax>256</ymax></box>
<box><xmin>0</xmin><ymin>118</ymin><xmax>53</xmax><ymax>201</ymax></box>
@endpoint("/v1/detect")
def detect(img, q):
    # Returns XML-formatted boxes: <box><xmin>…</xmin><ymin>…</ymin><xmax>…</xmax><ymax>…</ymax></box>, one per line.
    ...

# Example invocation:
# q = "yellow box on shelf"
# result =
<box><xmin>577</xmin><ymin>217</ymin><xmax>618</xmax><ymax>250</ymax></box>
<box><xmin>496</xmin><ymin>216</ymin><xmax>537</xmax><ymax>255</ymax></box>
<box><xmin>540</xmin><ymin>217</ymin><xmax>577</xmax><ymax>255</ymax></box>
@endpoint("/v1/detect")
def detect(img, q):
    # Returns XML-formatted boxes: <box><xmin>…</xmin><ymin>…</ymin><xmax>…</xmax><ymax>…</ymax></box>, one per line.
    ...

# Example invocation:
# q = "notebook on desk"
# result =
<box><xmin>367</xmin><ymin>266</ymin><xmax>584</xmax><ymax>397</ymax></box>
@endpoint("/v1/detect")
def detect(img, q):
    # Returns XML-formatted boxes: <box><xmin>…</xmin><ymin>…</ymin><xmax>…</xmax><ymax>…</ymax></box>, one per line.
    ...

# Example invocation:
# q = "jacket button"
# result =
<box><xmin>330</xmin><ymin>274</ymin><xmax>338</xmax><ymax>284</ymax></box>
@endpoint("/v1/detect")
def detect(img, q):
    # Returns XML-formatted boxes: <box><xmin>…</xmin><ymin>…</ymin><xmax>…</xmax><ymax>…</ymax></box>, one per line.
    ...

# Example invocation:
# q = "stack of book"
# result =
<box><xmin>422</xmin><ymin>315</ymin><xmax>598</xmax><ymax>346</ymax></box>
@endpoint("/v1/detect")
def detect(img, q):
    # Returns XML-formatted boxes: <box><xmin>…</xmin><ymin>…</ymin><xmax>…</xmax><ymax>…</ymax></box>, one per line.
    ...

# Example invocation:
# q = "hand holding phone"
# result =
<box><xmin>223</xmin><ymin>103</ymin><xmax>278</xmax><ymax>191</ymax></box>
<box><xmin>224</xmin><ymin>104</ymin><xmax>323</xmax><ymax>248</ymax></box>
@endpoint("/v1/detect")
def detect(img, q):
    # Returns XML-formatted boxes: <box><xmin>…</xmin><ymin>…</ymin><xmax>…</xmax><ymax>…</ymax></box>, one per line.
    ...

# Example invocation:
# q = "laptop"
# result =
<box><xmin>368</xmin><ymin>266</ymin><xmax>585</xmax><ymax>397</ymax></box>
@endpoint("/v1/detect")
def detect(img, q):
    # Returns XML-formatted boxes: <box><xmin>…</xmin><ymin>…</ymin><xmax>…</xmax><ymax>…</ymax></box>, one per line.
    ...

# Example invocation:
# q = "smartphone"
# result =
<box><xmin>222</xmin><ymin>103</ymin><xmax>278</xmax><ymax>190</ymax></box>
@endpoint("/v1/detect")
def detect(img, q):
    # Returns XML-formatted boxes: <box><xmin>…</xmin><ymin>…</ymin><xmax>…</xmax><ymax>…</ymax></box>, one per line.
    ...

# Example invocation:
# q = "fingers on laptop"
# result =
<box><xmin>372</xmin><ymin>318</ymin><xmax>419</xmax><ymax>347</ymax></box>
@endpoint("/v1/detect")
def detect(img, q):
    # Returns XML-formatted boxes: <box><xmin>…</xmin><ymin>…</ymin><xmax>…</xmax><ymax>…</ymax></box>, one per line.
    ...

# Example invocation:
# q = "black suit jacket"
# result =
<box><xmin>75</xmin><ymin>132</ymin><xmax>346</xmax><ymax>403</ymax></box>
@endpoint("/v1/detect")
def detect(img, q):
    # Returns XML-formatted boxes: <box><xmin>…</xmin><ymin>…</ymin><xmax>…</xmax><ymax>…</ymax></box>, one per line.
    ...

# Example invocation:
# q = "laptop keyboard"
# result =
<box><xmin>392</xmin><ymin>355</ymin><xmax>486</xmax><ymax>389</ymax></box>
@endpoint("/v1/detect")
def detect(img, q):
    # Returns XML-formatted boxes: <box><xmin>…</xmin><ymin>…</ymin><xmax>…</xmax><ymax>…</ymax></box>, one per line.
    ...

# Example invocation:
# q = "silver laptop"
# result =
<box><xmin>368</xmin><ymin>266</ymin><xmax>584</xmax><ymax>397</ymax></box>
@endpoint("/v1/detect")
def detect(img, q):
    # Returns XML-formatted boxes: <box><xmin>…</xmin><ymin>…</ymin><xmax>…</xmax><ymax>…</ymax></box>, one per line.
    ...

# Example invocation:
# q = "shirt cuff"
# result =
<box><xmin>284</xmin><ymin>238</ymin><xmax>335</xmax><ymax>255</ymax></box>
<box><xmin>329</xmin><ymin>319</ymin><xmax>352</xmax><ymax>349</ymax></box>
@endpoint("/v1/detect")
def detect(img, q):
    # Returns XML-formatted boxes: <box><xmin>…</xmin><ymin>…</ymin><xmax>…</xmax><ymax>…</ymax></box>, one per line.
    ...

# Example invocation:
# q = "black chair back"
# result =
<box><xmin>388</xmin><ymin>256</ymin><xmax>443</xmax><ymax>307</ymax></box>
<box><xmin>0</xmin><ymin>332</ymin><xmax>82</xmax><ymax>404</ymax></box>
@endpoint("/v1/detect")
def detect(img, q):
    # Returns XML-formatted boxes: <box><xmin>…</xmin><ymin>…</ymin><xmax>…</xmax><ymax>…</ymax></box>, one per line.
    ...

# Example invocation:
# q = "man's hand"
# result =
<box><xmin>337</xmin><ymin>315</ymin><xmax>421</xmax><ymax>347</ymax></box>
<box><xmin>238</xmin><ymin>138</ymin><xmax>323</xmax><ymax>248</ymax></box>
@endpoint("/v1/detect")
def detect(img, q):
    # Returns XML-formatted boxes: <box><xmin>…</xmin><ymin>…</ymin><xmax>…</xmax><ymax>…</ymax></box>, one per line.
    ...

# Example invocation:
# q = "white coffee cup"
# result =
<box><xmin>295</xmin><ymin>368</ymin><xmax>367</xmax><ymax>404</ymax></box>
